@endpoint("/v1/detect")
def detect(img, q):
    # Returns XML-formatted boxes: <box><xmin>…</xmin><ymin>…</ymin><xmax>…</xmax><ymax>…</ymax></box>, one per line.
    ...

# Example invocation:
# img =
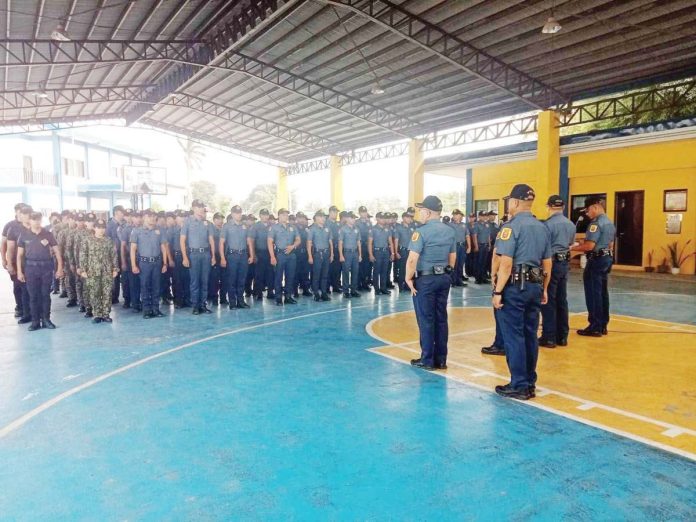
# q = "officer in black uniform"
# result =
<box><xmin>16</xmin><ymin>212</ymin><xmax>64</xmax><ymax>330</ymax></box>
<box><xmin>406</xmin><ymin>196</ymin><xmax>456</xmax><ymax>371</ymax></box>
<box><xmin>492</xmin><ymin>184</ymin><xmax>552</xmax><ymax>400</ymax></box>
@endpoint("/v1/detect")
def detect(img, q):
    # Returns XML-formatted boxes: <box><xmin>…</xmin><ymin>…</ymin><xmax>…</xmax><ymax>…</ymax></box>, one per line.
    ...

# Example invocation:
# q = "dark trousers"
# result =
<box><xmin>20</xmin><ymin>280</ymin><xmax>31</xmax><ymax>320</ymax></box>
<box><xmin>129</xmin><ymin>268</ymin><xmax>141</xmax><ymax>308</ymax></box>
<box><xmin>477</xmin><ymin>244</ymin><xmax>490</xmax><ymax>280</ymax></box>
<box><xmin>583</xmin><ymin>256</ymin><xmax>612</xmax><ymax>332</ymax></box>
<box><xmin>208</xmin><ymin>256</ymin><xmax>226</xmax><ymax>302</ymax></box>
<box><xmin>492</xmin><ymin>308</ymin><xmax>505</xmax><ymax>349</ymax></box>
<box><xmin>161</xmin><ymin>266</ymin><xmax>173</xmax><ymax>299</ymax></box>
<box><xmin>465</xmin><ymin>248</ymin><xmax>475</xmax><ymax>279</ymax></box>
<box><xmin>329</xmin><ymin>245</ymin><xmax>342</xmax><ymax>291</ymax></box>
<box><xmin>373</xmin><ymin>249</ymin><xmax>390</xmax><ymax>292</ymax></box>
<box><xmin>295</xmin><ymin>249</ymin><xmax>310</xmax><ymax>292</ymax></box>
<box><xmin>499</xmin><ymin>283</ymin><xmax>542</xmax><ymax>389</ymax></box>
<box><xmin>26</xmin><ymin>261</ymin><xmax>53</xmax><ymax>323</ymax></box>
<box><xmin>245</xmin><ymin>262</ymin><xmax>255</xmax><ymax>294</ymax></box>
<box><xmin>226</xmin><ymin>252</ymin><xmax>249</xmax><ymax>306</ymax></box>
<box><xmin>121</xmin><ymin>255</ymin><xmax>131</xmax><ymax>305</ymax></box>
<box><xmin>341</xmin><ymin>250</ymin><xmax>359</xmax><ymax>293</ymax></box>
<box><xmin>359</xmin><ymin>240</ymin><xmax>372</xmax><ymax>287</ymax></box>
<box><xmin>173</xmin><ymin>252</ymin><xmax>191</xmax><ymax>306</ymax></box>
<box><xmin>541</xmin><ymin>260</ymin><xmax>570</xmax><ymax>342</ymax></box>
<box><xmin>413</xmin><ymin>274</ymin><xmax>451</xmax><ymax>367</ymax></box>
<box><xmin>397</xmin><ymin>247</ymin><xmax>409</xmax><ymax>288</ymax></box>
<box><xmin>453</xmin><ymin>244</ymin><xmax>466</xmax><ymax>284</ymax></box>
<box><xmin>311</xmin><ymin>249</ymin><xmax>330</xmax><ymax>295</ymax></box>
<box><xmin>10</xmin><ymin>273</ymin><xmax>23</xmax><ymax>312</ymax></box>
<box><xmin>139</xmin><ymin>260</ymin><xmax>161</xmax><ymax>313</ymax></box>
<box><xmin>112</xmin><ymin>249</ymin><xmax>121</xmax><ymax>302</ymax></box>
<box><xmin>254</xmin><ymin>249</ymin><xmax>271</xmax><ymax>297</ymax></box>
<box><xmin>274</xmin><ymin>251</ymin><xmax>296</xmax><ymax>297</ymax></box>
<box><xmin>188</xmin><ymin>250</ymin><xmax>211</xmax><ymax>308</ymax></box>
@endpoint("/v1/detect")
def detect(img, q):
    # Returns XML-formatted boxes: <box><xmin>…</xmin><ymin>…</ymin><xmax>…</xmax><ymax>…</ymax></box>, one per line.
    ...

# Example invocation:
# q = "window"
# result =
<box><xmin>475</xmin><ymin>199</ymin><xmax>499</xmax><ymax>214</ymax></box>
<box><xmin>23</xmin><ymin>155</ymin><xmax>33</xmax><ymax>172</ymax></box>
<box><xmin>571</xmin><ymin>193</ymin><xmax>606</xmax><ymax>233</ymax></box>
<box><xmin>62</xmin><ymin>158</ymin><xmax>85</xmax><ymax>178</ymax></box>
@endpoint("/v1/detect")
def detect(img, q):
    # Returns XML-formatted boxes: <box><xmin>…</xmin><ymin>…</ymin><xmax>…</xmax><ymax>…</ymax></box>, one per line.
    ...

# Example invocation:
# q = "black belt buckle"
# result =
<box><xmin>227</xmin><ymin>249</ymin><xmax>246</xmax><ymax>255</ymax></box>
<box><xmin>189</xmin><ymin>247</ymin><xmax>208</xmax><ymax>253</ymax></box>
<box><xmin>554</xmin><ymin>251</ymin><xmax>570</xmax><ymax>262</ymax></box>
<box><xmin>140</xmin><ymin>256</ymin><xmax>160</xmax><ymax>263</ymax></box>
<box><xmin>432</xmin><ymin>265</ymin><xmax>445</xmax><ymax>275</ymax></box>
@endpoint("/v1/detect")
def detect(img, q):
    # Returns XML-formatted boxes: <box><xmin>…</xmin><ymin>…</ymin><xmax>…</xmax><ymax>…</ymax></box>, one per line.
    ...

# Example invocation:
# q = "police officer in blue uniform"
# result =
<box><xmin>539</xmin><ymin>195</ymin><xmax>577</xmax><ymax>347</ymax></box>
<box><xmin>393</xmin><ymin>211</ymin><xmax>416</xmax><ymax>291</ymax></box>
<box><xmin>130</xmin><ymin>209</ymin><xmax>168</xmax><ymax>319</ymax></box>
<box><xmin>268</xmin><ymin>208</ymin><xmax>300</xmax><ymax>306</ymax></box>
<box><xmin>356</xmin><ymin>206</ymin><xmax>373</xmax><ymax>290</ymax></box>
<box><xmin>450</xmin><ymin>209</ymin><xmax>470</xmax><ymax>286</ymax></box>
<box><xmin>16</xmin><ymin>212</ymin><xmax>64</xmax><ymax>331</ymax></box>
<box><xmin>465</xmin><ymin>212</ymin><xmax>477</xmax><ymax>280</ymax></box>
<box><xmin>481</xmin><ymin>227</ymin><xmax>507</xmax><ymax>356</ymax></box>
<box><xmin>169</xmin><ymin>210</ymin><xmax>191</xmax><ymax>308</ymax></box>
<box><xmin>339</xmin><ymin>211</ymin><xmax>362</xmax><ymax>298</ymax></box>
<box><xmin>327</xmin><ymin>205</ymin><xmax>342</xmax><ymax>293</ymax></box>
<box><xmin>406</xmin><ymin>195</ymin><xmax>456</xmax><ymax>371</ymax></box>
<box><xmin>294</xmin><ymin>212</ymin><xmax>312</xmax><ymax>297</ymax></box>
<box><xmin>307</xmin><ymin>209</ymin><xmax>333</xmax><ymax>302</ymax></box>
<box><xmin>208</xmin><ymin>212</ymin><xmax>227</xmax><ymax>306</ymax></box>
<box><xmin>220</xmin><ymin>205</ymin><xmax>254</xmax><ymax>309</ymax></box>
<box><xmin>492</xmin><ymin>184</ymin><xmax>552</xmax><ymax>400</ymax></box>
<box><xmin>180</xmin><ymin>200</ymin><xmax>215</xmax><ymax>315</ymax></box>
<box><xmin>368</xmin><ymin>212</ymin><xmax>394</xmax><ymax>295</ymax></box>
<box><xmin>251</xmin><ymin>209</ymin><xmax>273</xmax><ymax>300</ymax></box>
<box><xmin>475</xmin><ymin>211</ymin><xmax>493</xmax><ymax>284</ymax></box>
<box><xmin>107</xmin><ymin>205</ymin><xmax>125</xmax><ymax>304</ymax></box>
<box><xmin>571</xmin><ymin>196</ymin><xmax>616</xmax><ymax>337</ymax></box>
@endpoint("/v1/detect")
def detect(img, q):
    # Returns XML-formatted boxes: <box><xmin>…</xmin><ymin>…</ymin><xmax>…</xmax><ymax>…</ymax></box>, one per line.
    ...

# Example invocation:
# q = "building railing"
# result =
<box><xmin>0</xmin><ymin>168</ymin><xmax>58</xmax><ymax>186</ymax></box>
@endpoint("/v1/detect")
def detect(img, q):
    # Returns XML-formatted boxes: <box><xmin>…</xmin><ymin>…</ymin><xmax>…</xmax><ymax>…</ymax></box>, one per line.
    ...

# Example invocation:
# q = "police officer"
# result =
<box><xmin>450</xmin><ymin>209</ymin><xmax>470</xmax><ymax>286</ymax></box>
<box><xmin>368</xmin><ymin>212</ymin><xmax>394</xmax><ymax>295</ymax></box>
<box><xmin>393</xmin><ymin>211</ymin><xmax>416</xmax><ymax>291</ymax></box>
<box><xmin>572</xmin><ymin>196</ymin><xmax>616</xmax><ymax>337</ymax></box>
<box><xmin>339</xmin><ymin>211</ymin><xmax>362</xmax><ymax>298</ymax></box>
<box><xmin>268</xmin><ymin>208</ymin><xmax>300</xmax><ymax>306</ymax></box>
<box><xmin>327</xmin><ymin>205</ymin><xmax>342</xmax><ymax>293</ymax></box>
<box><xmin>539</xmin><ymin>195</ymin><xmax>577</xmax><ymax>347</ymax></box>
<box><xmin>3</xmin><ymin>203</ymin><xmax>31</xmax><ymax>320</ymax></box>
<box><xmin>294</xmin><ymin>212</ymin><xmax>312</xmax><ymax>297</ymax></box>
<box><xmin>492</xmin><ymin>184</ymin><xmax>552</xmax><ymax>400</ymax></box>
<box><xmin>406</xmin><ymin>195</ymin><xmax>456</xmax><ymax>371</ymax></box>
<box><xmin>481</xmin><ymin>228</ymin><xmax>506</xmax><ymax>357</ymax></box>
<box><xmin>16</xmin><ymin>212</ymin><xmax>64</xmax><ymax>330</ymax></box>
<box><xmin>107</xmin><ymin>205</ymin><xmax>125</xmax><ymax>304</ymax></box>
<box><xmin>307</xmin><ymin>209</ymin><xmax>333</xmax><ymax>302</ymax></box>
<box><xmin>131</xmin><ymin>209</ymin><xmax>168</xmax><ymax>319</ymax></box>
<box><xmin>475</xmin><ymin>211</ymin><xmax>493</xmax><ymax>284</ymax></box>
<box><xmin>77</xmin><ymin>213</ymin><xmax>97</xmax><ymax>317</ymax></box>
<box><xmin>220</xmin><ymin>205</ymin><xmax>254</xmax><ymax>309</ymax></box>
<box><xmin>169</xmin><ymin>210</ymin><xmax>191</xmax><ymax>308</ymax></box>
<box><xmin>180</xmin><ymin>200</ymin><xmax>215</xmax><ymax>315</ymax></box>
<box><xmin>80</xmin><ymin>219</ymin><xmax>119</xmax><ymax>323</ymax></box>
<box><xmin>356</xmin><ymin>206</ymin><xmax>373</xmax><ymax>290</ymax></box>
<box><xmin>121</xmin><ymin>210</ymin><xmax>142</xmax><ymax>312</ymax></box>
<box><xmin>208</xmin><ymin>212</ymin><xmax>226</xmax><ymax>306</ymax></box>
<box><xmin>251</xmin><ymin>209</ymin><xmax>273</xmax><ymax>300</ymax></box>
<box><xmin>465</xmin><ymin>212</ymin><xmax>477</xmax><ymax>280</ymax></box>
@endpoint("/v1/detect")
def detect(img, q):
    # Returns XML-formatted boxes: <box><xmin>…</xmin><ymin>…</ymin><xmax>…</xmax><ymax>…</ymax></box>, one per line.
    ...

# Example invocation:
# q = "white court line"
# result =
<box><xmin>0</xmin><ymin>305</ymin><xmax>377</xmax><ymax>439</ymax></box>
<box><xmin>365</xmin><ymin>309</ymin><xmax>696</xmax><ymax>447</ymax></box>
<box><xmin>368</xmin><ymin>347</ymin><xmax>696</xmax><ymax>462</ymax></box>
<box><xmin>610</xmin><ymin>316</ymin><xmax>696</xmax><ymax>333</ymax></box>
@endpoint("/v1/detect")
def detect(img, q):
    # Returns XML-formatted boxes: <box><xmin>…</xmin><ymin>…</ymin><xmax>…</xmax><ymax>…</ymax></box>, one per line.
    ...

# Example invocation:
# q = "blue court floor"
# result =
<box><xmin>0</xmin><ymin>272</ymin><xmax>694</xmax><ymax>520</ymax></box>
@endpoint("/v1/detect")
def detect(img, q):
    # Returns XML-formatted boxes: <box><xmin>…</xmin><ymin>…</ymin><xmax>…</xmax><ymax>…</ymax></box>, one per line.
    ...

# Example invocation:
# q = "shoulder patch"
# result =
<box><xmin>155</xmin><ymin>229</ymin><xmax>160</xmax><ymax>235</ymax></box>
<box><xmin>289</xmin><ymin>227</ymin><xmax>294</xmax><ymax>232</ymax></box>
<box><xmin>411</xmin><ymin>231</ymin><xmax>420</xmax><ymax>241</ymax></box>
<box><xmin>500</xmin><ymin>228</ymin><xmax>512</xmax><ymax>241</ymax></box>
<box><xmin>588</xmin><ymin>224</ymin><xmax>598</xmax><ymax>233</ymax></box>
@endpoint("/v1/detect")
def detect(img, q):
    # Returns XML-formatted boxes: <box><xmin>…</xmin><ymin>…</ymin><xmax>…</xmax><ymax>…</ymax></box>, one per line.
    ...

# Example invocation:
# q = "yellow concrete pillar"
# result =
<box><xmin>329</xmin><ymin>155</ymin><xmax>344</xmax><ymax>210</ymax></box>
<box><xmin>408</xmin><ymin>139</ymin><xmax>425</xmax><ymax>206</ymax></box>
<box><xmin>276</xmin><ymin>167</ymin><xmax>289</xmax><ymax>210</ymax></box>
<box><xmin>535</xmin><ymin>110</ymin><xmax>560</xmax><ymax>216</ymax></box>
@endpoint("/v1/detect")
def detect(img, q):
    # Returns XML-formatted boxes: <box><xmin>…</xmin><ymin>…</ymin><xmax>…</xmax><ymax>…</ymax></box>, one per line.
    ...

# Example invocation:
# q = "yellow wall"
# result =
<box><xmin>472</xmin><ymin>158</ymin><xmax>539</xmax><ymax>214</ymax></box>
<box><xmin>569</xmin><ymin>138</ymin><xmax>696</xmax><ymax>274</ymax></box>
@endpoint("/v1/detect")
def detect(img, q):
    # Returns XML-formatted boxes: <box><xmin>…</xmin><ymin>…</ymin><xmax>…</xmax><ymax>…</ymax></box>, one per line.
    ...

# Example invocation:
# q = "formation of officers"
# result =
<box><xmin>2</xmin><ymin>189</ymin><xmax>615</xmax><ymax>400</ymax></box>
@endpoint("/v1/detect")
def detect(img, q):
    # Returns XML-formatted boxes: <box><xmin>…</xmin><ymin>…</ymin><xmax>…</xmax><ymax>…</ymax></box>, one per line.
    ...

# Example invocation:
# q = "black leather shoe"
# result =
<box><xmin>84</xmin><ymin>310</ymin><xmax>93</xmax><ymax>318</ymax></box>
<box><xmin>174</xmin><ymin>303</ymin><xmax>182</xmax><ymax>309</ymax></box>
<box><xmin>237</xmin><ymin>302</ymin><xmax>250</xmax><ymax>309</ymax></box>
<box><xmin>267</xmin><ymin>292</ymin><xmax>276</xmax><ymax>300</ymax></box>
<box><xmin>66</xmin><ymin>300</ymin><xmax>77</xmax><ymax>307</ymax></box>
<box><xmin>495</xmin><ymin>384</ymin><xmax>532</xmax><ymax>400</ymax></box>
<box><xmin>18</xmin><ymin>317</ymin><xmax>32</xmax><ymax>324</ymax></box>
<box><xmin>435</xmin><ymin>362</ymin><xmax>448</xmax><ymax>370</ymax></box>
<box><xmin>577</xmin><ymin>328</ymin><xmax>602</xmax><ymax>337</ymax></box>
<box><xmin>302</xmin><ymin>290</ymin><xmax>313</xmax><ymax>297</ymax></box>
<box><xmin>285</xmin><ymin>297</ymin><xmax>297</xmax><ymax>305</ymax></box>
<box><xmin>14</xmin><ymin>310</ymin><xmax>21</xmax><ymax>318</ymax></box>
<box><xmin>93</xmin><ymin>317</ymin><xmax>102</xmax><ymax>324</ymax></box>
<box><xmin>321</xmin><ymin>294</ymin><xmax>331</xmax><ymax>301</ymax></box>
<box><xmin>350</xmin><ymin>291</ymin><xmax>361</xmax><ymax>298</ymax></box>
<box><xmin>481</xmin><ymin>345</ymin><xmax>505</xmax><ymax>356</ymax></box>
<box><xmin>102</xmin><ymin>317</ymin><xmax>113</xmax><ymax>323</ymax></box>
<box><xmin>343</xmin><ymin>293</ymin><xmax>351</xmax><ymax>298</ymax></box>
<box><xmin>153</xmin><ymin>310</ymin><xmax>164</xmax><ymax>317</ymax></box>
<box><xmin>314</xmin><ymin>295</ymin><xmax>321</xmax><ymax>302</ymax></box>
<box><xmin>143</xmin><ymin>311</ymin><xmax>154</xmax><ymax>319</ymax></box>
<box><xmin>200</xmin><ymin>306</ymin><xmax>213</xmax><ymax>314</ymax></box>
<box><xmin>59</xmin><ymin>291</ymin><xmax>68</xmax><ymax>298</ymax></box>
<box><xmin>228</xmin><ymin>303</ymin><xmax>238</xmax><ymax>309</ymax></box>
<box><xmin>602</xmin><ymin>328</ymin><xmax>608</xmax><ymax>335</ymax></box>
<box><xmin>557</xmin><ymin>338</ymin><xmax>568</xmax><ymax>346</ymax></box>
<box><xmin>41</xmin><ymin>319</ymin><xmax>56</xmax><ymax>329</ymax></box>
<box><xmin>410</xmin><ymin>358</ymin><xmax>436</xmax><ymax>371</ymax></box>
<box><xmin>122</xmin><ymin>303</ymin><xmax>131</xmax><ymax>309</ymax></box>
<box><xmin>538</xmin><ymin>338</ymin><xmax>556</xmax><ymax>348</ymax></box>
<box><xmin>275</xmin><ymin>299</ymin><xmax>283</xmax><ymax>306</ymax></box>
<box><xmin>219</xmin><ymin>299</ymin><xmax>229</xmax><ymax>305</ymax></box>
<box><xmin>79</xmin><ymin>306</ymin><xmax>86</xmax><ymax>313</ymax></box>
<box><xmin>28</xmin><ymin>322</ymin><xmax>41</xmax><ymax>331</ymax></box>
<box><xmin>386</xmin><ymin>283</ymin><xmax>395</xmax><ymax>289</ymax></box>
<box><xmin>192</xmin><ymin>308</ymin><xmax>200</xmax><ymax>315</ymax></box>
<box><xmin>53</xmin><ymin>289</ymin><xmax>60</xmax><ymax>295</ymax></box>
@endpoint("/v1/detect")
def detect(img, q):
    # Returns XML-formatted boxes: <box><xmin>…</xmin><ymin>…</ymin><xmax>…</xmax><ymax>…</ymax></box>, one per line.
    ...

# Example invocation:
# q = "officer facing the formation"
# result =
<box><xmin>131</xmin><ymin>209</ymin><xmax>168</xmax><ymax>319</ymax></box>
<box><xmin>393</xmin><ymin>211</ymin><xmax>416</xmax><ymax>291</ymax></box>
<box><xmin>571</xmin><ymin>196</ymin><xmax>616</xmax><ymax>337</ymax></box>
<box><xmin>450</xmin><ymin>209</ymin><xmax>470</xmax><ymax>286</ymax></box>
<box><xmin>16</xmin><ymin>212</ymin><xmax>64</xmax><ymax>331</ymax></box>
<box><xmin>492</xmin><ymin>184</ymin><xmax>552</xmax><ymax>400</ymax></box>
<box><xmin>268</xmin><ymin>208</ymin><xmax>300</xmax><ymax>306</ymax></box>
<box><xmin>220</xmin><ymin>205</ymin><xmax>254</xmax><ymax>310</ymax></box>
<box><xmin>80</xmin><ymin>219</ymin><xmax>119</xmax><ymax>323</ymax></box>
<box><xmin>307</xmin><ymin>210</ymin><xmax>333</xmax><ymax>302</ymax></box>
<box><xmin>406</xmin><ymin>195</ymin><xmax>456</xmax><ymax>371</ymax></box>
<box><xmin>539</xmin><ymin>195</ymin><xmax>577</xmax><ymax>347</ymax></box>
<box><xmin>180</xmin><ymin>200</ymin><xmax>215</xmax><ymax>315</ymax></box>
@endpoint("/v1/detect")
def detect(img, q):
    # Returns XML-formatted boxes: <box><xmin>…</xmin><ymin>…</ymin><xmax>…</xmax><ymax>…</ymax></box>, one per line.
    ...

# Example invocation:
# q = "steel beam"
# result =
<box><xmin>0</xmin><ymin>85</ymin><xmax>153</xmax><ymax>109</ymax></box>
<box><xmin>324</xmin><ymin>0</ymin><xmax>568</xmax><ymax>109</ymax></box>
<box><xmin>0</xmin><ymin>112</ymin><xmax>126</xmax><ymax>130</ymax></box>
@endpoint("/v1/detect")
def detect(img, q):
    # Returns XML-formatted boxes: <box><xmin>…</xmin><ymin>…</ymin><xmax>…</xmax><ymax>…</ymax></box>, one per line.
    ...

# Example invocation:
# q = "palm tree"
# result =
<box><xmin>177</xmin><ymin>138</ymin><xmax>206</xmax><ymax>203</ymax></box>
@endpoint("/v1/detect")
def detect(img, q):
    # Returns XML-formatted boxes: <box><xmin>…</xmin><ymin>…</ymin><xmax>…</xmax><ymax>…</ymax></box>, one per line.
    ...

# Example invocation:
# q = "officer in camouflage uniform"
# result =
<box><xmin>65</xmin><ymin>213</ymin><xmax>85</xmax><ymax>308</ymax></box>
<box><xmin>76</xmin><ymin>213</ymin><xmax>96</xmax><ymax>316</ymax></box>
<box><xmin>79</xmin><ymin>219</ymin><xmax>119</xmax><ymax>323</ymax></box>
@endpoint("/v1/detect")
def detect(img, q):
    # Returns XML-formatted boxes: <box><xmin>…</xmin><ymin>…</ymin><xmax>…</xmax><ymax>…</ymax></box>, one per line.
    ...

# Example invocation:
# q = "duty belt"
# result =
<box><xmin>416</xmin><ymin>265</ymin><xmax>451</xmax><ymax>277</ymax></box>
<box><xmin>174</xmin><ymin>250</ymin><xmax>183</xmax><ymax>256</ymax></box>
<box><xmin>274</xmin><ymin>247</ymin><xmax>295</xmax><ymax>254</ymax></box>
<box><xmin>227</xmin><ymin>249</ymin><xmax>247</xmax><ymax>255</ymax></box>
<box><xmin>373</xmin><ymin>247</ymin><xmax>388</xmax><ymax>252</ymax></box>
<box><xmin>343</xmin><ymin>248</ymin><xmax>358</xmax><ymax>252</ymax></box>
<box><xmin>25</xmin><ymin>259</ymin><xmax>53</xmax><ymax>266</ymax></box>
<box><xmin>313</xmin><ymin>248</ymin><xmax>329</xmax><ymax>253</ymax></box>
<box><xmin>554</xmin><ymin>251</ymin><xmax>571</xmax><ymax>262</ymax></box>
<box><xmin>456</xmin><ymin>242</ymin><xmax>467</xmax><ymax>246</ymax></box>
<box><xmin>587</xmin><ymin>249</ymin><xmax>613</xmax><ymax>259</ymax></box>
<box><xmin>139</xmin><ymin>256</ymin><xmax>162</xmax><ymax>263</ymax></box>
<box><xmin>187</xmin><ymin>247</ymin><xmax>209</xmax><ymax>253</ymax></box>
<box><xmin>508</xmin><ymin>264</ymin><xmax>544</xmax><ymax>289</ymax></box>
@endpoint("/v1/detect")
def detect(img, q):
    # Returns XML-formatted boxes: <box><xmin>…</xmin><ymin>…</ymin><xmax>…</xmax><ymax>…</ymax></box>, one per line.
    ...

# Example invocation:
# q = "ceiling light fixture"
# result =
<box><xmin>34</xmin><ymin>82</ymin><xmax>49</xmax><ymax>99</ymax></box>
<box><xmin>370</xmin><ymin>85</ymin><xmax>385</xmax><ymax>95</ymax></box>
<box><xmin>51</xmin><ymin>22</ymin><xmax>71</xmax><ymax>42</ymax></box>
<box><xmin>542</xmin><ymin>16</ymin><xmax>562</xmax><ymax>34</ymax></box>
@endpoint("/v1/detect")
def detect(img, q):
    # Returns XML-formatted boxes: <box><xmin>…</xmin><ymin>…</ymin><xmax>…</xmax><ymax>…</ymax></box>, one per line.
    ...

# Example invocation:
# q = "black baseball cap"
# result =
<box><xmin>314</xmin><ymin>210</ymin><xmax>327</xmax><ymax>218</ymax></box>
<box><xmin>259</xmin><ymin>208</ymin><xmax>269</xmax><ymax>216</ymax></box>
<box><xmin>277</xmin><ymin>208</ymin><xmax>289</xmax><ymax>215</ymax></box>
<box><xmin>230</xmin><ymin>205</ymin><xmax>242</xmax><ymax>213</ymax></box>
<box><xmin>95</xmin><ymin>219</ymin><xmax>107</xmax><ymax>228</ymax></box>
<box><xmin>415</xmin><ymin>195</ymin><xmax>443</xmax><ymax>212</ymax></box>
<box><xmin>358</xmin><ymin>206</ymin><xmax>368</xmax><ymax>213</ymax></box>
<box><xmin>546</xmin><ymin>195</ymin><xmax>565</xmax><ymax>208</ymax></box>
<box><xmin>29</xmin><ymin>211</ymin><xmax>42</xmax><ymax>220</ymax></box>
<box><xmin>452</xmin><ymin>209</ymin><xmax>464</xmax><ymax>216</ymax></box>
<box><xmin>583</xmin><ymin>196</ymin><xmax>604</xmax><ymax>209</ymax></box>
<box><xmin>503</xmin><ymin>184</ymin><xmax>535</xmax><ymax>201</ymax></box>
<box><xmin>191</xmin><ymin>199</ymin><xmax>206</xmax><ymax>208</ymax></box>
<box><xmin>329</xmin><ymin>205</ymin><xmax>339</xmax><ymax>213</ymax></box>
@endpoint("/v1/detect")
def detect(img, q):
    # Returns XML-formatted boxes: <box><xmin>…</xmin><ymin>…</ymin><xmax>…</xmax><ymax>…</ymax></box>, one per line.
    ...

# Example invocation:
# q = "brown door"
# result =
<box><xmin>614</xmin><ymin>191</ymin><xmax>644</xmax><ymax>266</ymax></box>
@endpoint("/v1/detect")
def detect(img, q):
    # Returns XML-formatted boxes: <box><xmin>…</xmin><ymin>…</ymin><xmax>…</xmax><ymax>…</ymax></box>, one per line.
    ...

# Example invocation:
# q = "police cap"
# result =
<box><xmin>296</xmin><ymin>211</ymin><xmax>307</xmax><ymax>219</ymax></box>
<box><xmin>546</xmin><ymin>194</ymin><xmax>565</xmax><ymax>208</ymax></box>
<box><xmin>213</xmin><ymin>212</ymin><xmax>224</xmax><ymax>220</ymax></box>
<box><xmin>95</xmin><ymin>219</ymin><xmax>107</xmax><ymax>228</ymax></box>
<box><xmin>277</xmin><ymin>208</ymin><xmax>289</xmax><ymax>215</ymax></box>
<box><xmin>29</xmin><ymin>211</ymin><xmax>42</xmax><ymax>221</ymax></box>
<box><xmin>452</xmin><ymin>209</ymin><xmax>464</xmax><ymax>216</ymax></box>
<box><xmin>442</xmin><ymin>216</ymin><xmax>451</xmax><ymax>223</ymax></box>
<box><xmin>329</xmin><ymin>205</ymin><xmax>339</xmax><ymax>213</ymax></box>
<box><xmin>504</xmin><ymin>184</ymin><xmax>535</xmax><ymax>201</ymax></box>
<box><xmin>344</xmin><ymin>211</ymin><xmax>357</xmax><ymax>219</ymax></box>
<box><xmin>191</xmin><ymin>199</ymin><xmax>206</xmax><ymax>208</ymax></box>
<box><xmin>415</xmin><ymin>195</ymin><xmax>443</xmax><ymax>212</ymax></box>
<box><xmin>583</xmin><ymin>195</ymin><xmax>604</xmax><ymax>209</ymax></box>
<box><xmin>230</xmin><ymin>205</ymin><xmax>242</xmax><ymax>213</ymax></box>
<box><xmin>358</xmin><ymin>206</ymin><xmax>368</xmax><ymax>213</ymax></box>
<box><xmin>314</xmin><ymin>210</ymin><xmax>327</xmax><ymax>218</ymax></box>
<box><xmin>259</xmin><ymin>208</ymin><xmax>270</xmax><ymax>216</ymax></box>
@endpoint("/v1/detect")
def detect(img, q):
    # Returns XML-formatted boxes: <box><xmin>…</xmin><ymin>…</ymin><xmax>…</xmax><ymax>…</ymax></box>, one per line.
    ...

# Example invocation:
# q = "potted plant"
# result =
<box><xmin>663</xmin><ymin>240</ymin><xmax>696</xmax><ymax>275</ymax></box>
<box><xmin>656</xmin><ymin>257</ymin><xmax>670</xmax><ymax>274</ymax></box>
<box><xmin>644</xmin><ymin>249</ymin><xmax>655</xmax><ymax>273</ymax></box>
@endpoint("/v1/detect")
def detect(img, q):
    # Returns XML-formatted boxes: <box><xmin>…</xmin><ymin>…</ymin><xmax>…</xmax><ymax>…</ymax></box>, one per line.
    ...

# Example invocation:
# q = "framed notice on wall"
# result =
<box><xmin>666</xmin><ymin>213</ymin><xmax>682</xmax><ymax>234</ymax></box>
<box><xmin>663</xmin><ymin>189</ymin><xmax>687</xmax><ymax>212</ymax></box>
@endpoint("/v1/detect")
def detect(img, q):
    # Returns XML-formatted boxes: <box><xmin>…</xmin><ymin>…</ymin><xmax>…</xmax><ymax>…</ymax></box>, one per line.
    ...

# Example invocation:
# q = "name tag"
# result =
<box><xmin>40</xmin><ymin>239</ymin><xmax>49</xmax><ymax>246</ymax></box>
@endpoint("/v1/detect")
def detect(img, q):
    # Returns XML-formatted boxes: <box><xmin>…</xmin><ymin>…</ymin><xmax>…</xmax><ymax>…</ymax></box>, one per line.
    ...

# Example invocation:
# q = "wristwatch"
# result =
<box><xmin>492</xmin><ymin>291</ymin><xmax>503</xmax><ymax>296</ymax></box>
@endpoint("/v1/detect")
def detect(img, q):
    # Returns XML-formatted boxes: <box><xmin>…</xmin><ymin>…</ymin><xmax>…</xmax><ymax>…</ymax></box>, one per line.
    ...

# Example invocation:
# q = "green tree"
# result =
<box><xmin>240</xmin><ymin>184</ymin><xmax>277</xmax><ymax>215</ymax></box>
<box><xmin>191</xmin><ymin>180</ymin><xmax>217</xmax><ymax>207</ymax></box>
